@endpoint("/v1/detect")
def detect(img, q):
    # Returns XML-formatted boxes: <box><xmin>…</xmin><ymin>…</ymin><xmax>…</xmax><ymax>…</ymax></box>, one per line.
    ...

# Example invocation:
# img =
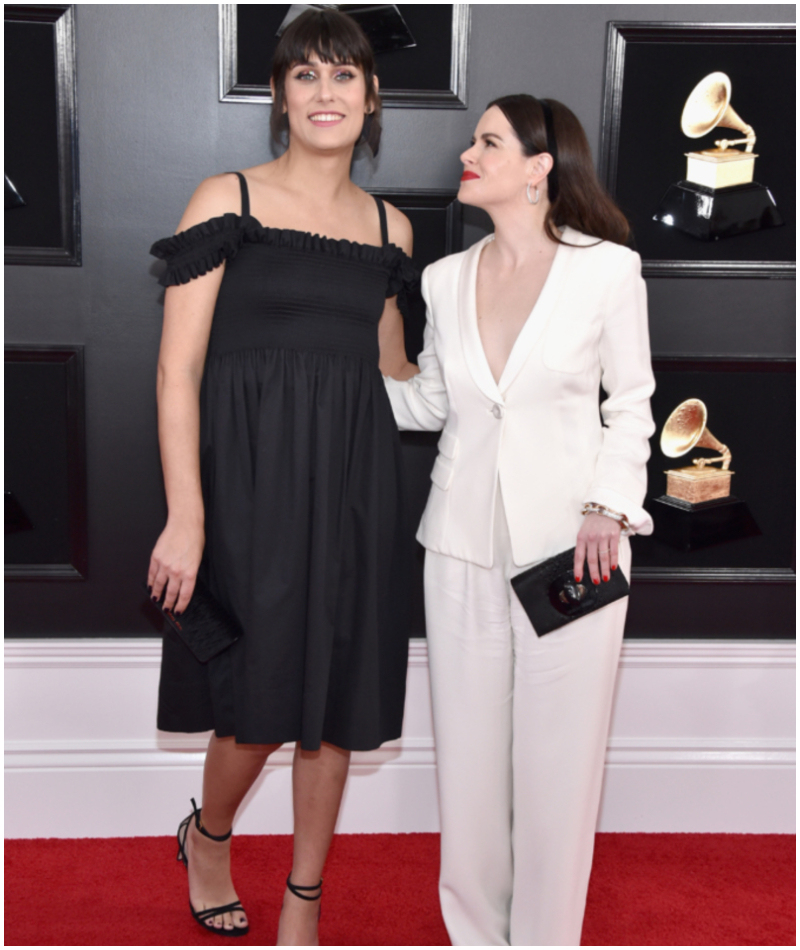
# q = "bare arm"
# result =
<box><xmin>147</xmin><ymin>175</ymin><xmax>239</xmax><ymax>612</ymax></box>
<box><xmin>377</xmin><ymin>203</ymin><xmax>418</xmax><ymax>380</ymax></box>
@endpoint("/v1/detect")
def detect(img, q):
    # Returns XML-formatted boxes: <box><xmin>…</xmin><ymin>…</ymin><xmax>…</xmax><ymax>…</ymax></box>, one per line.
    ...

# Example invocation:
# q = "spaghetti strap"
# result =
<box><xmin>230</xmin><ymin>171</ymin><xmax>250</xmax><ymax>220</ymax></box>
<box><xmin>373</xmin><ymin>195</ymin><xmax>389</xmax><ymax>247</ymax></box>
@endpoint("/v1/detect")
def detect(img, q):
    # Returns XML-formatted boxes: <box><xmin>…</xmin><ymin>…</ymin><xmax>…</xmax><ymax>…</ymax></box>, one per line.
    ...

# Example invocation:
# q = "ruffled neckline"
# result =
<box><xmin>152</xmin><ymin>213</ymin><xmax>412</xmax><ymax>264</ymax></box>
<box><xmin>150</xmin><ymin>213</ymin><xmax>418</xmax><ymax>290</ymax></box>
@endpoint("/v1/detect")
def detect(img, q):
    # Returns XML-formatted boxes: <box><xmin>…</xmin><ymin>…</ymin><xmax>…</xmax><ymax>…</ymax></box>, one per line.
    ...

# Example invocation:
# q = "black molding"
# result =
<box><xmin>219</xmin><ymin>4</ymin><xmax>470</xmax><ymax>109</ymax></box>
<box><xmin>4</xmin><ymin>5</ymin><xmax>81</xmax><ymax>266</ymax></box>
<box><xmin>600</xmin><ymin>21</ymin><xmax>795</xmax><ymax>279</ymax></box>
<box><xmin>5</xmin><ymin>346</ymin><xmax>88</xmax><ymax>580</ymax></box>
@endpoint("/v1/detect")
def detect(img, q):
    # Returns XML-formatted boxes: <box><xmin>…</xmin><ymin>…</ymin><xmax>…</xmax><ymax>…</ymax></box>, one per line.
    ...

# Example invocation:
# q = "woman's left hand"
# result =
<box><xmin>574</xmin><ymin>513</ymin><xmax>621</xmax><ymax>586</ymax></box>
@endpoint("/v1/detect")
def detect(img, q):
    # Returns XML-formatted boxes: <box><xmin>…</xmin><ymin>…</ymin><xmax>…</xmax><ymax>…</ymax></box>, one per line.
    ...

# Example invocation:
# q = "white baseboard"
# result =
<box><xmin>5</xmin><ymin>638</ymin><xmax>795</xmax><ymax>837</ymax></box>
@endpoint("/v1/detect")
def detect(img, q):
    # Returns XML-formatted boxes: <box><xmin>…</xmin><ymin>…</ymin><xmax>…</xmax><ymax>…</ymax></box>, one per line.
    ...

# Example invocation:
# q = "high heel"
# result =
<box><xmin>176</xmin><ymin>797</ymin><xmax>249</xmax><ymax>937</ymax></box>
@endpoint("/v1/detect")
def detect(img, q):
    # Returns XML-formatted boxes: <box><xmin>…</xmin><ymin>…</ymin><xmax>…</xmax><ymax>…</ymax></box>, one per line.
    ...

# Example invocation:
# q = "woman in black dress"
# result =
<box><xmin>147</xmin><ymin>10</ymin><xmax>415</xmax><ymax>943</ymax></box>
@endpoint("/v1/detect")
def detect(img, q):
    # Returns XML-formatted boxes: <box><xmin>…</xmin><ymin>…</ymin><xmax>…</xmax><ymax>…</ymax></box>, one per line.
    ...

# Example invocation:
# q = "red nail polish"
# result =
<box><xmin>593</xmin><ymin>578</ymin><xmax>599</xmax><ymax>585</ymax></box>
<box><xmin>575</xmin><ymin>575</ymin><xmax>581</xmax><ymax>582</ymax></box>
<box><xmin>611</xmin><ymin>564</ymin><xmax>617</xmax><ymax>571</ymax></box>
<box><xmin>603</xmin><ymin>574</ymin><xmax>609</xmax><ymax>582</ymax></box>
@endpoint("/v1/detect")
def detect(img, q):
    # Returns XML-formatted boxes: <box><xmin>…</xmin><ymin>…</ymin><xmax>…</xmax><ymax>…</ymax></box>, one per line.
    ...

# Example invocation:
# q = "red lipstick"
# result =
<box><xmin>460</xmin><ymin>171</ymin><xmax>479</xmax><ymax>181</ymax></box>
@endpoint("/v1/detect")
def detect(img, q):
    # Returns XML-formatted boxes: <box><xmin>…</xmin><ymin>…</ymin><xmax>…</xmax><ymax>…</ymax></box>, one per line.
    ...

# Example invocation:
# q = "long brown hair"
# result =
<box><xmin>270</xmin><ymin>9</ymin><xmax>382</xmax><ymax>155</ymax></box>
<box><xmin>488</xmin><ymin>94</ymin><xmax>630</xmax><ymax>246</ymax></box>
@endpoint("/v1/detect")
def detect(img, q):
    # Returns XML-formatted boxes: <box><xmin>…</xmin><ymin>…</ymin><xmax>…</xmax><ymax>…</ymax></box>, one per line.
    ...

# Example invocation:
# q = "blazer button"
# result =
<box><xmin>491</xmin><ymin>404</ymin><xmax>504</xmax><ymax>419</ymax></box>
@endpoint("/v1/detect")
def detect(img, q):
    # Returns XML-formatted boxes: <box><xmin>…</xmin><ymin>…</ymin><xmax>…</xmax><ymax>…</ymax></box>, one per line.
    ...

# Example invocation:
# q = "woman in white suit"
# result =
<box><xmin>384</xmin><ymin>95</ymin><xmax>655</xmax><ymax>946</ymax></box>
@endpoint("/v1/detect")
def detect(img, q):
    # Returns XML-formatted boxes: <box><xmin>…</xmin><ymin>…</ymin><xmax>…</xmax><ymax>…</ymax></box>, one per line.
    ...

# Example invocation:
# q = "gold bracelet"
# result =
<box><xmin>581</xmin><ymin>502</ymin><xmax>631</xmax><ymax>534</ymax></box>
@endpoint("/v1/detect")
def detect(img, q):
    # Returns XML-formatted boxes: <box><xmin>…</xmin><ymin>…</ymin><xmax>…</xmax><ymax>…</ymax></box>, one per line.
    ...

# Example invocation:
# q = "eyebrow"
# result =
<box><xmin>471</xmin><ymin>132</ymin><xmax>504</xmax><ymax>144</ymax></box>
<box><xmin>292</xmin><ymin>59</ymin><xmax>355</xmax><ymax>68</ymax></box>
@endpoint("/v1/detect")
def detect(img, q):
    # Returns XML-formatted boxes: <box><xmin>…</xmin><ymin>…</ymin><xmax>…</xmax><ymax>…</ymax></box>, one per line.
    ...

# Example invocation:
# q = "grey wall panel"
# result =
<box><xmin>5</xmin><ymin>5</ymin><xmax>794</xmax><ymax>637</ymax></box>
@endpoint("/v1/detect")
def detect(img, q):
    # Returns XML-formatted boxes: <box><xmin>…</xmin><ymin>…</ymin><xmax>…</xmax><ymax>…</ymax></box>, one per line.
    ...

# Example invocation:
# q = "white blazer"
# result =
<box><xmin>384</xmin><ymin>227</ymin><xmax>656</xmax><ymax>569</ymax></box>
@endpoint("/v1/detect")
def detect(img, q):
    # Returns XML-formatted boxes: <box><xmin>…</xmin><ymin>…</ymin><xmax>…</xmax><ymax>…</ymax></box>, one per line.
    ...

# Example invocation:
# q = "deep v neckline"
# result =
<box><xmin>473</xmin><ymin>233</ymin><xmax>565</xmax><ymax>391</ymax></box>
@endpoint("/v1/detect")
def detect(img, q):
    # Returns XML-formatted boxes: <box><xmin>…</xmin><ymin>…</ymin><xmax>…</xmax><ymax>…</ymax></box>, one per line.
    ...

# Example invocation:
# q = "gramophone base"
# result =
<box><xmin>653</xmin><ymin>180</ymin><xmax>784</xmax><ymax>241</ymax></box>
<box><xmin>653</xmin><ymin>495</ymin><xmax>760</xmax><ymax>552</ymax></box>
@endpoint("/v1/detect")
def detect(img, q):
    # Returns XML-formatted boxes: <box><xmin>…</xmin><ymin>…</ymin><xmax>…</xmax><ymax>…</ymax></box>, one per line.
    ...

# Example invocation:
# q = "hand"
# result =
<box><xmin>147</xmin><ymin>522</ymin><xmax>205</xmax><ymax>614</ymax></box>
<box><xmin>574</xmin><ymin>513</ymin><xmax>621</xmax><ymax>586</ymax></box>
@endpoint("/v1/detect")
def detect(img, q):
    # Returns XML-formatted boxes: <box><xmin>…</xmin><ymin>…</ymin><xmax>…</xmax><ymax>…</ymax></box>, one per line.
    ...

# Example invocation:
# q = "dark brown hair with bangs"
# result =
<box><xmin>488</xmin><ymin>94</ymin><xmax>630</xmax><ymax>247</ymax></box>
<box><xmin>270</xmin><ymin>8</ymin><xmax>382</xmax><ymax>154</ymax></box>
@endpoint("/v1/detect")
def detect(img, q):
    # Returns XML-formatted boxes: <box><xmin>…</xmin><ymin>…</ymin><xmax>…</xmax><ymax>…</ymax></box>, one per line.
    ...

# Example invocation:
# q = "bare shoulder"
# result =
<box><xmin>381</xmin><ymin>200</ymin><xmax>413</xmax><ymax>256</ymax></box>
<box><xmin>175</xmin><ymin>172</ymin><xmax>244</xmax><ymax>233</ymax></box>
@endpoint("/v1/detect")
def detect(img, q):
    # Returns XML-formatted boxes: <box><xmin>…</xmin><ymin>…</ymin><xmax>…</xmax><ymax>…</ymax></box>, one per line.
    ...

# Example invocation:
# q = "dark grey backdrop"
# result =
<box><xmin>5</xmin><ymin>5</ymin><xmax>795</xmax><ymax>638</ymax></box>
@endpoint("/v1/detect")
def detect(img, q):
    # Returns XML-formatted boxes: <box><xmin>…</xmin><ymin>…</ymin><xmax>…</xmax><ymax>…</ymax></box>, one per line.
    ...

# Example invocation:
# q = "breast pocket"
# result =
<box><xmin>542</xmin><ymin>314</ymin><xmax>600</xmax><ymax>376</ymax></box>
<box><xmin>430</xmin><ymin>429</ymin><xmax>458</xmax><ymax>491</ymax></box>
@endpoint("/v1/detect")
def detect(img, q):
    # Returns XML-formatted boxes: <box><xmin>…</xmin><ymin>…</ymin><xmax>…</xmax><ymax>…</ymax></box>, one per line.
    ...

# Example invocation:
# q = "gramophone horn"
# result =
<box><xmin>680</xmin><ymin>72</ymin><xmax>755</xmax><ymax>152</ymax></box>
<box><xmin>661</xmin><ymin>399</ymin><xmax>731</xmax><ymax>470</ymax></box>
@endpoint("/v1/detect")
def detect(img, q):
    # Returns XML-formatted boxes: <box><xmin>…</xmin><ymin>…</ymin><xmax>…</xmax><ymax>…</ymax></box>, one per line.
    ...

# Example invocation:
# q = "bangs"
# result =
<box><xmin>272</xmin><ymin>10</ymin><xmax>375</xmax><ymax>79</ymax></box>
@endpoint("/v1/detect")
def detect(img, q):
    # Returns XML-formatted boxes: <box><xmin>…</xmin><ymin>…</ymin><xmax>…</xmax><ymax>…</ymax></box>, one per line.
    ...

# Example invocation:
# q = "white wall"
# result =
<box><xmin>5</xmin><ymin>638</ymin><xmax>794</xmax><ymax>838</ymax></box>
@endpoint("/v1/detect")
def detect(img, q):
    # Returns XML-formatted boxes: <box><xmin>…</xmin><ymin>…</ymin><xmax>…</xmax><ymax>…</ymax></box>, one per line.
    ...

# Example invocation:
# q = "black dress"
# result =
<box><xmin>150</xmin><ymin>173</ymin><xmax>414</xmax><ymax>751</ymax></box>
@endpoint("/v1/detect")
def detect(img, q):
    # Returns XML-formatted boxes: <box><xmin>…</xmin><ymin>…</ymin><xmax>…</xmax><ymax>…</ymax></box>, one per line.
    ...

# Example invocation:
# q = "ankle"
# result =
<box><xmin>285</xmin><ymin>875</ymin><xmax>323</xmax><ymax>902</ymax></box>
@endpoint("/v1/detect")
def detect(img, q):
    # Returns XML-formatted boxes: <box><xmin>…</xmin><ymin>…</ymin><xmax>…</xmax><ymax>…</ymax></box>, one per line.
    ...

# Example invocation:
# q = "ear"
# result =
<box><xmin>526</xmin><ymin>151</ymin><xmax>554</xmax><ymax>183</ymax></box>
<box><xmin>270</xmin><ymin>79</ymin><xmax>286</xmax><ymax>113</ymax></box>
<box><xmin>367</xmin><ymin>74</ymin><xmax>379</xmax><ymax>113</ymax></box>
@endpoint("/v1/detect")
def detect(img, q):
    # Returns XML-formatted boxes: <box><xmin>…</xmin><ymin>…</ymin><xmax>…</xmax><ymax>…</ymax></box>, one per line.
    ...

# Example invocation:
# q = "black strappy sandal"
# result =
<box><xmin>286</xmin><ymin>875</ymin><xmax>323</xmax><ymax>903</ymax></box>
<box><xmin>176</xmin><ymin>797</ymin><xmax>250</xmax><ymax>938</ymax></box>
<box><xmin>286</xmin><ymin>874</ymin><xmax>323</xmax><ymax>923</ymax></box>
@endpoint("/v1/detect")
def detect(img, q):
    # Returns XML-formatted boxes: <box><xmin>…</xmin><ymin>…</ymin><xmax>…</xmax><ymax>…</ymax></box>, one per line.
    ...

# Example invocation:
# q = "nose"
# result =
<box><xmin>316</xmin><ymin>75</ymin><xmax>335</xmax><ymax>101</ymax></box>
<box><xmin>460</xmin><ymin>143</ymin><xmax>477</xmax><ymax>165</ymax></box>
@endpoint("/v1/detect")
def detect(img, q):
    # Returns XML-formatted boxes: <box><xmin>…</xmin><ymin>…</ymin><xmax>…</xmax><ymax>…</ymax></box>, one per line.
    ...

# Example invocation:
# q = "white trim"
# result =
<box><xmin>5</xmin><ymin>638</ymin><xmax>795</xmax><ymax>836</ymax></box>
<box><xmin>3</xmin><ymin>637</ymin><xmax>432</xmax><ymax>668</ymax></box>
<box><xmin>5</xmin><ymin>735</ymin><xmax>793</xmax><ymax>773</ymax></box>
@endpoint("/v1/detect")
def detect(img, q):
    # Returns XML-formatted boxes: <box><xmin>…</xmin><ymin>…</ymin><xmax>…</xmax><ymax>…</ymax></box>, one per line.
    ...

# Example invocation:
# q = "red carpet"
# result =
<box><xmin>4</xmin><ymin>833</ymin><xmax>794</xmax><ymax>946</ymax></box>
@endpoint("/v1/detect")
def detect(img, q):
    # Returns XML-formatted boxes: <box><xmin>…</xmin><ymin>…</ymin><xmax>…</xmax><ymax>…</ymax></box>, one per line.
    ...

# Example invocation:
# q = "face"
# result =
<box><xmin>458</xmin><ymin>106</ymin><xmax>532</xmax><ymax>209</ymax></box>
<box><xmin>280</xmin><ymin>56</ymin><xmax>375</xmax><ymax>151</ymax></box>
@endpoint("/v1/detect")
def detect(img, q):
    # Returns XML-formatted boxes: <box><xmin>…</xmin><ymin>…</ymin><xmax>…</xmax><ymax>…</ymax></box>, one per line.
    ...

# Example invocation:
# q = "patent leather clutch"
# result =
<box><xmin>145</xmin><ymin>576</ymin><xmax>242</xmax><ymax>662</ymax></box>
<box><xmin>510</xmin><ymin>547</ymin><xmax>630</xmax><ymax>637</ymax></box>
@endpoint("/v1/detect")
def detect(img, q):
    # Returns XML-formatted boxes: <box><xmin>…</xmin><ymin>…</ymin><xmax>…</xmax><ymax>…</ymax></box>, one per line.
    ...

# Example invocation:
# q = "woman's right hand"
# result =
<box><xmin>147</xmin><ymin>521</ymin><xmax>205</xmax><ymax>615</ymax></box>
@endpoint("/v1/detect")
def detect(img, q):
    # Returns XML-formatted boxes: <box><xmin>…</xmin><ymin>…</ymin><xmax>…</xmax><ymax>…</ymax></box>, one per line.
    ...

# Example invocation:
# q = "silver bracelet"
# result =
<box><xmin>581</xmin><ymin>502</ymin><xmax>632</xmax><ymax>536</ymax></box>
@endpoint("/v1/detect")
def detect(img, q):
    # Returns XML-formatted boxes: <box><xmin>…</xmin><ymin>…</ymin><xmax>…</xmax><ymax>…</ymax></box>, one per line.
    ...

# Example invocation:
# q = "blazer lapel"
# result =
<box><xmin>497</xmin><ymin>228</ymin><xmax>579</xmax><ymax>393</ymax></box>
<box><xmin>457</xmin><ymin>235</ymin><xmax>504</xmax><ymax>404</ymax></box>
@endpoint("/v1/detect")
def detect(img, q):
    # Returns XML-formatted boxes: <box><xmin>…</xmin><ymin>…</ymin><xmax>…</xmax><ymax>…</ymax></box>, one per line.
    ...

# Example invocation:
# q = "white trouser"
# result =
<box><xmin>424</xmin><ymin>489</ymin><xmax>630</xmax><ymax>946</ymax></box>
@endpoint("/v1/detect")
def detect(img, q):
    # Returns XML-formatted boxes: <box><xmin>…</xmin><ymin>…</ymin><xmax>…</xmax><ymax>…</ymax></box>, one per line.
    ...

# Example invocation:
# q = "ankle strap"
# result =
<box><xmin>190</xmin><ymin>797</ymin><xmax>233</xmax><ymax>842</ymax></box>
<box><xmin>286</xmin><ymin>875</ymin><xmax>323</xmax><ymax>900</ymax></box>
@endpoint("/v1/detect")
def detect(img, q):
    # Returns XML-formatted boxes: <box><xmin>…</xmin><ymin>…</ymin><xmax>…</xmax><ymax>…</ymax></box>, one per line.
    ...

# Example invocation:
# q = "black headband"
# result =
<box><xmin>535</xmin><ymin>98</ymin><xmax>559</xmax><ymax>203</ymax></box>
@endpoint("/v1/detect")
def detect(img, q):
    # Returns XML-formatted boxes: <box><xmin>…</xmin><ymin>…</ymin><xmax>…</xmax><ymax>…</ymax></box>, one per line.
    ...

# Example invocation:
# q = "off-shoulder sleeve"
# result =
<box><xmin>385</xmin><ymin>251</ymin><xmax>419</xmax><ymax>299</ymax></box>
<box><xmin>149</xmin><ymin>213</ymin><xmax>244</xmax><ymax>287</ymax></box>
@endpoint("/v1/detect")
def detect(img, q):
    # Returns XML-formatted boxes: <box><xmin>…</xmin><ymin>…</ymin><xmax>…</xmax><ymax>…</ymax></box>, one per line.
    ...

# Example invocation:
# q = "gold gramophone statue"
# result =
<box><xmin>660</xmin><ymin>399</ymin><xmax>733</xmax><ymax>505</ymax></box>
<box><xmin>653</xmin><ymin>72</ymin><xmax>783</xmax><ymax>240</ymax></box>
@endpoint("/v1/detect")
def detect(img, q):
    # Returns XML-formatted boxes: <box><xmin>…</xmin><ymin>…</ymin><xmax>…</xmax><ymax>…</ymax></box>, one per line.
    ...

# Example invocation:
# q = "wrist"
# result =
<box><xmin>581</xmin><ymin>502</ymin><xmax>630</xmax><ymax>536</ymax></box>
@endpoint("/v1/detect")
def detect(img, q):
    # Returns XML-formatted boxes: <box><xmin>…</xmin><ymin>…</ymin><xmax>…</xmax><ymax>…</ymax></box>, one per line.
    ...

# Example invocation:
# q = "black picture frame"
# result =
<box><xmin>366</xmin><ymin>189</ymin><xmax>461</xmax><ymax>638</ymax></box>
<box><xmin>219</xmin><ymin>4</ymin><xmax>470</xmax><ymax>109</ymax></box>
<box><xmin>5</xmin><ymin>346</ymin><xmax>88</xmax><ymax>580</ymax></box>
<box><xmin>4</xmin><ymin>5</ymin><xmax>81</xmax><ymax>266</ymax></box>
<box><xmin>368</xmin><ymin>188</ymin><xmax>461</xmax><ymax>360</ymax></box>
<box><xmin>630</xmin><ymin>357</ymin><xmax>795</xmax><ymax>583</ymax></box>
<box><xmin>600</xmin><ymin>22</ymin><xmax>795</xmax><ymax>278</ymax></box>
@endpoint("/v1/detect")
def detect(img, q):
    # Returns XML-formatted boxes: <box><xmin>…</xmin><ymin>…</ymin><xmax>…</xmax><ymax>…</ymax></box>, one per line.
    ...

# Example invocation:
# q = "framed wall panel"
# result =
<box><xmin>219</xmin><ymin>4</ymin><xmax>470</xmax><ymax>108</ymax></box>
<box><xmin>5</xmin><ymin>346</ymin><xmax>88</xmax><ymax>579</ymax></box>
<box><xmin>4</xmin><ymin>5</ymin><xmax>81</xmax><ymax>266</ymax></box>
<box><xmin>630</xmin><ymin>358</ymin><xmax>795</xmax><ymax>583</ymax></box>
<box><xmin>600</xmin><ymin>22</ymin><xmax>794</xmax><ymax>278</ymax></box>
<box><xmin>366</xmin><ymin>189</ymin><xmax>461</xmax><ymax>637</ymax></box>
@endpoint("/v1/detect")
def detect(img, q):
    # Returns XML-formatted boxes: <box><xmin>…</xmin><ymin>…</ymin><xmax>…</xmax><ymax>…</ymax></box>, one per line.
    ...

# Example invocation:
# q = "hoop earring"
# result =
<box><xmin>526</xmin><ymin>183</ymin><xmax>539</xmax><ymax>206</ymax></box>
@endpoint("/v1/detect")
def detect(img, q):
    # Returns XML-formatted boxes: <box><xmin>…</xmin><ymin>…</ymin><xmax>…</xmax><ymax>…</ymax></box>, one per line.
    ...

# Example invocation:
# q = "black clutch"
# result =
<box><xmin>145</xmin><ymin>576</ymin><xmax>242</xmax><ymax>663</ymax></box>
<box><xmin>510</xmin><ymin>547</ymin><xmax>630</xmax><ymax>637</ymax></box>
